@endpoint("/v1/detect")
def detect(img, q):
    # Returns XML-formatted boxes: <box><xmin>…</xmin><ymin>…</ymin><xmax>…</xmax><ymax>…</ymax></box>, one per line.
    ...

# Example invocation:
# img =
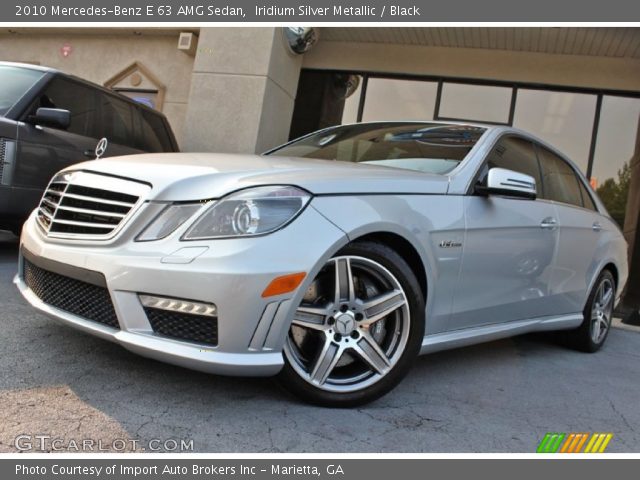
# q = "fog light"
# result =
<box><xmin>138</xmin><ymin>294</ymin><xmax>217</xmax><ymax>317</ymax></box>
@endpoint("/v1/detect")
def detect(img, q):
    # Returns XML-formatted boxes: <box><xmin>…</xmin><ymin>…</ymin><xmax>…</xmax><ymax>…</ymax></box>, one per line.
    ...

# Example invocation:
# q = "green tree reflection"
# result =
<box><xmin>596</xmin><ymin>161</ymin><xmax>630</xmax><ymax>228</ymax></box>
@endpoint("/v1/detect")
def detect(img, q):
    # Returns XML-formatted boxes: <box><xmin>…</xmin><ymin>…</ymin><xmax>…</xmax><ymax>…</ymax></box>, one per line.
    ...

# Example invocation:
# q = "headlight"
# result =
<box><xmin>182</xmin><ymin>186</ymin><xmax>311</xmax><ymax>240</ymax></box>
<box><xmin>137</xmin><ymin>204</ymin><xmax>202</xmax><ymax>241</ymax></box>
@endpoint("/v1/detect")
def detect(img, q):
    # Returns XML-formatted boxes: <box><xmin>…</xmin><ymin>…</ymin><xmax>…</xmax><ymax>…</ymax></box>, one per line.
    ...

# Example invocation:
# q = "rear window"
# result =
<box><xmin>0</xmin><ymin>66</ymin><xmax>45</xmax><ymax>117</ymax></box>
<box><xmin>268</xmin><ymin>123</ymin><xmax>486</xmax><ymax>175</ymax></box>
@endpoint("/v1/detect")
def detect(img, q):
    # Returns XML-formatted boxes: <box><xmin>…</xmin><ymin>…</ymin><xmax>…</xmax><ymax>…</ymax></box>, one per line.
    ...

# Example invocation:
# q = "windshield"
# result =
<box><xmin>268</xmin><ymin>122</ymin><xmax>486</xmax><ymax>175</ymax></box>
<box><xmin>0</xmin><ymin>65</ymin><xmax>46</xmax><ymax>117</ymax></box>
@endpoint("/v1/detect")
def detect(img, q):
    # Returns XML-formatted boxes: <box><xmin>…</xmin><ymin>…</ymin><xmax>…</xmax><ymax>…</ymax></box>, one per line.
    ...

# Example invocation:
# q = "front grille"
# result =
<box><xmin>23</xmin><ymin>259</ymin><xmax>120</xmax><ymax>329</ymax></box>
<box><xmin>37</xmin><ymin>171</ymin><xmax>149</xmax><ymax>240</ymax></box>
<box><xmin>144</xmin><ymin>307</ymin><xmax>218</xmax><ymax>346</ymax></box>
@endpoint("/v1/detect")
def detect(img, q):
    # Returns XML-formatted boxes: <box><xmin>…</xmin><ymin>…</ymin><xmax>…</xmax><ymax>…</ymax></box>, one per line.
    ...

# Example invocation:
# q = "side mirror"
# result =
<box><xmin>476</xmin><ymin>167</ymin><xmax>537</xmax><ymax>200</ymax></box>
<box><xmin>29</xmin><ymin>108</ymin><xmax>71</xmax><ymax>130</ymax></box>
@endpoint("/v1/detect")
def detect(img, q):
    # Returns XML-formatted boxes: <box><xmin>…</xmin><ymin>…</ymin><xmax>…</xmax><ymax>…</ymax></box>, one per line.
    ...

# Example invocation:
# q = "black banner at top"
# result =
<box><xmin>4</xmin><ymin>0</ymin><xmax>640</xmax><ymax>22</ymax></box>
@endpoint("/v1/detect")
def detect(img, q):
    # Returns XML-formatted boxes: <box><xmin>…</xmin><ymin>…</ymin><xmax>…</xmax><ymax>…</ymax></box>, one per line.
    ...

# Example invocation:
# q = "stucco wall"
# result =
<box><xmin>0</xmin><ymin>31</ymin><xmax>194</xmax><ymax>146</ymax></box>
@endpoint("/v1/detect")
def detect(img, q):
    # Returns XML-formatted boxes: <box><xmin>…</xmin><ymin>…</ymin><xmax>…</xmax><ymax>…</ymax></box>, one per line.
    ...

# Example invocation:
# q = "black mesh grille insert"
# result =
<box><xmin>23</xmin><ymin>259</ymin><xmax>120</xmax><ymax>329</ymax></box>
<box><xmin>144</xmin><ymin>307</ymin><xmax>218</xmax><ymax>346</ymax></box>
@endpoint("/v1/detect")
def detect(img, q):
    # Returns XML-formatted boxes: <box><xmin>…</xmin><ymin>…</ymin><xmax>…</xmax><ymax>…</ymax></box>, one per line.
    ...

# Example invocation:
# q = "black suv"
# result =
<box><xmin>0</xmin><ymin>62</ymin><xmax>179</xmax><ymax>234</ymax></box>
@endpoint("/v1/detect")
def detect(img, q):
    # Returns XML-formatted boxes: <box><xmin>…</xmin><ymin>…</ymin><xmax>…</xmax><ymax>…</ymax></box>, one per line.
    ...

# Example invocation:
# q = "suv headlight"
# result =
<box><xmin>182</xmin><ymin>186</ymin><xmax>311</xmax><ymax>240</ymax></box>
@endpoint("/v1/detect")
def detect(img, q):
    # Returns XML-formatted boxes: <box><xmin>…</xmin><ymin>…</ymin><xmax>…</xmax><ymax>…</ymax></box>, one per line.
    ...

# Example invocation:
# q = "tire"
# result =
<box><xmin>567</xmin><ymin>270</ymin><xmax>616</xmax><ymax>353</ymax></box>
<box><xmin>278</xmin><ymin>240</ymin><xmax>425</xmax><ymax>407</ymax></box>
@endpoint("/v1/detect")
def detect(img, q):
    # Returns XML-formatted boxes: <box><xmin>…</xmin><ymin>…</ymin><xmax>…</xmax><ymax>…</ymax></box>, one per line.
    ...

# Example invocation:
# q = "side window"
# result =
<box><xmin>484</xmin><ymin>135</ymin><xmax>542</xmax><ymax>196</ymax></box>
<box><xmin>140</xmin><ymin>109</ymin><xmax>174</xmax><ymax>152</ymax></box>
<box><xmin>537</xmin><ymin>147</ymin><xmax>583</xmax><ymax>208</ymax></box>
<box><xmin>578</xmin><ymin>179</ymin><xmax>598</xmax><ymax>211</ymax></box>
<box><xmin>97</xmin><ymin>93</ymin><xmax>134</xmax><ymax>146</ymax></box>
<box><xmin>35</xmin><ymin>77</ymin><xmax>98</xmax><ymax>137</ymax></box>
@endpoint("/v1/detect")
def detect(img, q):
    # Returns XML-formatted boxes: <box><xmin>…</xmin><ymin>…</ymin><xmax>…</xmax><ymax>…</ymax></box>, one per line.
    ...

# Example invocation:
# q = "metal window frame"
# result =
<box><xmin>320</xmin><ymin>68</ymin><xmax>640</xmax><ymax>179</ymax></box>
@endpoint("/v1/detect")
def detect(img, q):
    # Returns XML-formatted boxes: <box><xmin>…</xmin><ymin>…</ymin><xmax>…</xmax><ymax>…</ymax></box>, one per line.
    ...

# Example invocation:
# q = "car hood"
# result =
<box><xmin>63</xmin><ymin>152</ymin><xmax>450</xmax><ymax>201</ymax></box>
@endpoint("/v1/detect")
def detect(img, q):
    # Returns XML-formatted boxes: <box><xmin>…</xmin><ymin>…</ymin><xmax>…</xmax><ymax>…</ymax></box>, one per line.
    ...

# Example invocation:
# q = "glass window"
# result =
<box><xmin>439</xmin><ymin>83</ymin><xmax>512</xmax><ymax>124</ymax></box>
<box><xmin>0</xmin><ymin>66</ymin><xmax>45</xmax><ymax>117</ymax></box>
<box><xmin>591</xmin><ymin>96</ymin><xmax>640</xmax><ymax>227</ymax></box>
<box><xmin>361</xmin><ymin>78</ymin><xmax>437</xmax><ymax>122</ymax></box>
<box><xmin>268</xmin><ymin>122</ymin><xmax>486</xmax><ymax>175</ymax></box>
<box><xmin>537</xmin><ymin>147</ymin><xmax>583</xmax><ymax>208</ymax></box>
<box><xmin>98</xmin><ymin>93</ymin><xmax>134</xmax><ymax>146</ymax></box>
<box><xmin>578</xmin><ymin>180</ymin><xmax>597</xmax><ymax>212</ymax></box>
<box><xmin>137</xmin><ymin>109</ymin><xmax>174</xmax><ymax>152</ymax></box>
<box><xmin>513</xmin><ymin>90</ymin><xmax>597</xmax><ymax>173</ymax></box>
<box><xmin>484</xmin><ymin>136</ymin><xmax>542</xmax><ymax>195</ymax></box>
<box><xmin>341</xmin><ymin>75</ymin><xmax>362</xmax><ymax>124</ymax></box>
<box><xmin>36</xmin><ymin>77</ymin><xmax>98</xmax><ymax>137</ymax></box>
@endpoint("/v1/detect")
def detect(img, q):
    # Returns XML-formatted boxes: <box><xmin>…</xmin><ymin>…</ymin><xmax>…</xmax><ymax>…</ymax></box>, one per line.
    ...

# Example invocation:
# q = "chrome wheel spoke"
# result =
<box><xmin>361</xmin><ymin>289</ymin><xmax>406</xmax><ymax>327</ymax></box>
<box><xmin>310</xmin><ymin>338</ymin><xmax>343</xmax><ymax>385</ymax></box>
<box><xmin>354</xmin><ymin>332</ymin><xmax>392</xmax><ymax>375</ymax></box>
<box><xmin>334</xmin><ymin>257</ymin><xmax>355</xmax><ymax>305</ymax></box>
<box><xmin>596</xmin><ymin>284</ymin><xmax>604</xmax><ymax>304</ymax></box>
<box><xmin>592</xmin><ymin>318</ymin><xmax>602</xmax><ymax>341</ymax></box>
<box><xmin>600</xmin><ymin>318</ymin><xmax>609</xmax><ymax>334</ymax></box>
<box><xmin>292</xmin><ymin>306</ymin><xmax>330</xmax><ymax>331</ymax></box>
<box><xmin>601</xmin><ymin>287</ymin><xmax>613</xmax><ymax>310</ymax></box>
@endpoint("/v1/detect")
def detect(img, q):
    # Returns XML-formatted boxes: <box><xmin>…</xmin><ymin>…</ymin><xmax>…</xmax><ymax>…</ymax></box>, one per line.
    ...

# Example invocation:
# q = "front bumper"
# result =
<box><xmin>15</xmin><ymin>204</ymin><xmax>347</xmax><ymax>376</ymax></box>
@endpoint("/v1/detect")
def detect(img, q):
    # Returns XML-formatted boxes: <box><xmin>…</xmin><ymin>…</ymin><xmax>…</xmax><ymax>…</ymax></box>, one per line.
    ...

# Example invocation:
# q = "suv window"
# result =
<box><xmin>97</xmin><ymin>92</ymin><xmax>134</xmax><ymax>146</ymax></box>
<box><xmin>0</xmin><ymin>66</ymin><xmax>45</xmax><ymax>117</ymax></box>
<box><xmin>484</xmin><ymin>135</ymin><xmax>542</xmax><ymax>196</ymax></box>
<box><xmin>35</xmin><ymin>77</ymin><xmax>98</xmax><ymax>137</ymax></box>
<box><xmin>137</xmin><ymin>108</ymin><xmax>174</xmax><ymax>152</ymax></box>
<box><xmin>537</xmin><ymin>147</ymin><xmax>583</xmax><ymax>208</ymax></box>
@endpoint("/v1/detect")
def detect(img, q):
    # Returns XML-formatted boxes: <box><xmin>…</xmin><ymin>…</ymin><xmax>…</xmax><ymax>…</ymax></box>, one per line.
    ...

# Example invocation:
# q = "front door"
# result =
<box><xmin>449</xmin><ymin>135</ymin><xmax>560</xmax><ymax>330</ymax></box>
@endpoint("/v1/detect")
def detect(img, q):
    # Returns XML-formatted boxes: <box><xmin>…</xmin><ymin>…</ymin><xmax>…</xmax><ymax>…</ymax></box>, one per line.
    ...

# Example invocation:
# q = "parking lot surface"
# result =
<box><xmin>1</xmin><ymin>232</ymin><xmax>639</xmax><ymax>452</ymax></box>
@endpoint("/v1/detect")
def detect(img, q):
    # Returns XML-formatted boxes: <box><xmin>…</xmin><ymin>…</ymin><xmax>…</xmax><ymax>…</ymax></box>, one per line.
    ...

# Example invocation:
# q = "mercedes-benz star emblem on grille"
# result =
<box><xmin>95</xmin><ymin>137</ymin><xmax>108</xmax><ymax>159</ymax></box>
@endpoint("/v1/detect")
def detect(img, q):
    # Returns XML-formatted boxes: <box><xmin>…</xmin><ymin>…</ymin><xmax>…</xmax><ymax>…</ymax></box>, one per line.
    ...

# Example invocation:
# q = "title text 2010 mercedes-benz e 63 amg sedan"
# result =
<box><xmin>15</xmin><ymin>122</ymin><xmax>628</xmax><ymax>406</ymax></box>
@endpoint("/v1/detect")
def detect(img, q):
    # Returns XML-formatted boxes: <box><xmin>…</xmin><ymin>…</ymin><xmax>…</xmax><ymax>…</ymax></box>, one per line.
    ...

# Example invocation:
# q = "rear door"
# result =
<box><xmin>449</xmin><ymin>135</ymin><xmax>560</xmax><ymax>330</ymax></box>
<box><xmin>536</xmin><ymin>146</ymin><xmax>602</xmax><ymax>314</ymax></box>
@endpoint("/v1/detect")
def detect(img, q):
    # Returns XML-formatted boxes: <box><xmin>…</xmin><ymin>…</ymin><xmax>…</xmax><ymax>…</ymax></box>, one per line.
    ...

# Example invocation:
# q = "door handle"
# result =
<box><xmin>540</xmin><ymin>217</ymin><xmax>558</xmax><ymax>230</ymax></box>
<box><xmin>592</xmin><ymin>222</ymin><xmax>602</xmax><ymax>232</ymax></box>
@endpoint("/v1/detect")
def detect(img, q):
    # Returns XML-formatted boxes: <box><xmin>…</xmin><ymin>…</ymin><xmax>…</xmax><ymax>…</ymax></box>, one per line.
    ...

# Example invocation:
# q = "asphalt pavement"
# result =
<box><xmin>1</xmin><ymin>231</ymin><xmax>639</xmax><ymax>453</ymax></box>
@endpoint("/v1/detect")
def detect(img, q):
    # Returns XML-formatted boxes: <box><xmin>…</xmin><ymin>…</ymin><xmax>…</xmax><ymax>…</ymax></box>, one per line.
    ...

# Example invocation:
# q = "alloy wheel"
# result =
<box><xmin>590</xmin><ymin>277</ymin><xmax>614</xmax><ymax>344</ymax></box>
<box><xmin>284</xmin><ymin>255</ymin><xmax>411</xmax><ymax>393</ymax></box>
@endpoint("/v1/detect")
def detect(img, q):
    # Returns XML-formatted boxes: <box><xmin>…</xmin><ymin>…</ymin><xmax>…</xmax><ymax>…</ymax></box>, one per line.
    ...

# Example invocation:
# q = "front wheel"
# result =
<box><xmin>567</xmin><ymin>270</ymin><xmax>616</xmax><ymax>353</ymax></box>
<box><xmin>278</xmin><ymin>241</ymin><xmax>425</xmax><ymax>407</ymax></box>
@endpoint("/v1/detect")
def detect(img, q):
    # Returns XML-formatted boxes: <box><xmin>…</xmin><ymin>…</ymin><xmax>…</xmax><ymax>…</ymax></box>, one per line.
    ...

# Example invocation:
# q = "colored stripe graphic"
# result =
<box><xmin>538</xmin><ymin>433</ymin><xmax>613</xmax><ymax>453</ymax></box>
<box><xmin>536</xmin><ymin>433</ymin><xmax>565</xmax><ymax>453</ymax></box>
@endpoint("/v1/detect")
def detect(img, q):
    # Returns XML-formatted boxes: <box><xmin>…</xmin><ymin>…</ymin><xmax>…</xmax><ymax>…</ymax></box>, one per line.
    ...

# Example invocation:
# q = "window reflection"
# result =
<box><xmin>513</xmin><ymin>90</ymin><xmax>597</xmax><ymax>173</ymax></box>
<box><xmin>439</xmin><ymin>83</ymin><xmax>512</xmax><ymax>124</ymax></box>
<box><xmin>361</xmin><ymin>78</ymin><xmax>437</xmax><ymax>122</ymax></box>
<box><xmin>591</xmin><ymin>96</ymin><xmax>640</xmax><ymax>227</ymax></box>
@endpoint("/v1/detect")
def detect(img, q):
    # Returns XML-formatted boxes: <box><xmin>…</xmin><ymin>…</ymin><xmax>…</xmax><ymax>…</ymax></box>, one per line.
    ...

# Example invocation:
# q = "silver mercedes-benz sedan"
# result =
<box><xmin>15</xmin><ymin>122</ymin><xmax>628</xmax><ymax>406</ymax></box>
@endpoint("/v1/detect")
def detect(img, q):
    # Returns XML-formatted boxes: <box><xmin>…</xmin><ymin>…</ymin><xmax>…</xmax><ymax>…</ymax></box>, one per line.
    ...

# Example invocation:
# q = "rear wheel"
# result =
<box><xmin>278</xmin><ymin>241</ymin><xmax>425</xmax><ymax>407</ymax></box>
<box><xmin>567</xmin><ymin>270</ymin><xmax>616</xmax><ymax>353</ymax></box>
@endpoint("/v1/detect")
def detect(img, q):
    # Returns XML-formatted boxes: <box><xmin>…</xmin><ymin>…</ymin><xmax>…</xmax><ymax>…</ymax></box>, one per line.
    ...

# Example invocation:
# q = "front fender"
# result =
<box><xmin>310</xmin><ymin>195</ymin><xmax>465</xmax><ymax>334</ymax></box>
